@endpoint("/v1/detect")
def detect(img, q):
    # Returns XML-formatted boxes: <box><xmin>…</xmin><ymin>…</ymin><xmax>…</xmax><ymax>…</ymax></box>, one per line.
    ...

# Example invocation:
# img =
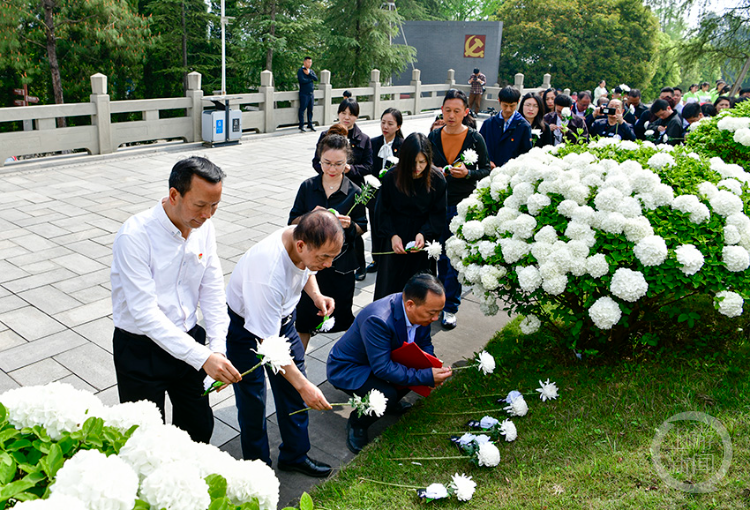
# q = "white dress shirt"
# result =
<box><xmin>400</xmin><ymin>299</ymin><xmax>418</xmax><ymax>344</ymax></box>
<box><xmin>111</xmin><ymin>201</ymin><xmax>229</xmax><ymax>371</ymax></box>
<box><xmin>226</xmin><ymin>227</ymin><xmax>312</xmax><ymax>339</ymax></box>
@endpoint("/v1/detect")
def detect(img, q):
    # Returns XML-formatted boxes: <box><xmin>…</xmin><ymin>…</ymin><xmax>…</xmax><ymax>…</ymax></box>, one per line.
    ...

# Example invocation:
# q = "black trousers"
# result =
<box><xmin>299</xmin><ymin>92</ymin><xmax>314</xmax><ymax>128</ymax></box>
<box><xmin>339</xmin><ymin>373</ymin><xmax>410</xmax><ymax>430</ymax></box>
<box><xmin>113</xmin><ymin>326</ymin><xmax>213</xmax><ymax>443</ymax></box>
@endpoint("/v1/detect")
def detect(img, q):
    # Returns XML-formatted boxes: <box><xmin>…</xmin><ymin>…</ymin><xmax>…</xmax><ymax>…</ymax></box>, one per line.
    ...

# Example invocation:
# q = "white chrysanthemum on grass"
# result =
<box><xmin>425</xmin><ymin>240</ymin><xmax>442</xmax><ymax>260</ymax></box>
<box><xmin>633</xmin><ymin>235</ymin><xmax>668</xmax><ymax>267</ymax></box>
<box><xmin>610</xmin><ymin>268</ymin><xmax>648</xmax><ymax>302</ymax></box>
<box><xmin>723</xmin><ymin>245</ymin><xmax>750</xmax><ymax>272</ymax></box>
<box><xmin>0</xmin><ymin>382</ymin><xmax>103</xmax><ymax>440</ymax></box>
<box><xmin>477</xmin><ymin>442</ymin><xmax>501</xmax><ymax>467</ymax></box>
<box><xmin>675</xmin><ymin>244</ymin><xmax>705</xmax><ymax>275</ymax></box>
<box><xmin>588</xmin><ymin>296</ymin><xmax>622</xmax><ymax>330</ymax></box>
<box><xmin>12</xmin><ymin>495</ymin><xmax>87</xmax><ymax>510</ymax></box>
<box><xmin>499</xmin><ymin>419</ymin><xmax>517</xmax><ymax>442</ymax></box>
<box><xmin>94</xmin><ymin>400</ymin><xmax>163</xmax><ymax>433</ymax></box>
<box><xmin>254</xmin><ymin>335</ymin><xmax>294</xmax><ymax>374</ymax></box>
<box><xmin>50</xmin><ymin>449</ymin><xmax>138</xmax><ymax>510</ymax></box>
<box><xmin>715</xmin><ymin>291</ymin><xmax>744</xmax><ymax>317</ymax></box>
<box><xmin>519</xmin><ymin>314</ymin><xmax>541</xmax><ymax>335</ymax></box>
<box><xmin>450</xmin><ymin>473</ymin><xmax>477</xmax><ymax>501</ymax></box>
<box><xmin>536</xmin><ymin>379</ymin><xmax>559</xmax><ymax>401</ymax></box>
<box><xmin>140</xmin><ymin>463</ymin><xmax>210</xmax><ymax>510</ymax></box>
<box><xmin>504</xmin><ymin>394</ymin><xmax>528</xmax><ymax>417</ymax></box>
<box><xmin>476</xmin><ymin>351</ymin><xmax>496</xmax><ymax>375</ymax></box>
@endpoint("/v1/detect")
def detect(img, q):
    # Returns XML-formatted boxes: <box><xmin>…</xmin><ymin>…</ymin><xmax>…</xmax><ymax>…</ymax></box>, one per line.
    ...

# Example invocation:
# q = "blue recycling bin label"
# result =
<box><xmin>216</xmin><ymin>119</ymin><xmax>223</xmax><ymax>134</ymax></box>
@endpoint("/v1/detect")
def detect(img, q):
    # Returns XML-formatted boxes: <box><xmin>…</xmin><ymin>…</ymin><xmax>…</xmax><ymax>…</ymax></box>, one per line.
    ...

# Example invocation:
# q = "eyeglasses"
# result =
<box><xmin>321</xmin><ymin>160</ymin><xmax>347</xmax><ymax>170</ymax></box>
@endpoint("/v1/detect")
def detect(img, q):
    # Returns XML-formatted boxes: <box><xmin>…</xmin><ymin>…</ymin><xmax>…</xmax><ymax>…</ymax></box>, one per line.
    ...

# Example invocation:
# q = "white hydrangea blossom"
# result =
<box><xmin>517</xmin><ymin>266</ymin><xmax>542</xmax><ymax>292</ymax></box>
<box><xmin>588</xmin><ymin>296</ymin><xmax>622</xmax><ymax>329</ymax></box>
<box><xmin>633</xmin><ymin>235</ymin><xmax>668</xmax><ymax>266</ymax></box>
<box><xmin>624</xmin><ymin>217</ymin><xmax>655</xmax><ymax>243</ymax></box>
<box><xmin>519</xmin><ymin>314</ymin><xmax>541</xmax><ymax>334</ymax></box>
<box><xmin>586</xmin><ymin>254</ymin><xmax>609</xmax><ymax>278</ymax></box>
<box><xmin>94</xmin><ymin>400</ymin><xmax>163</xmax><ymax>433</ymax></box>
<box><xmin>735</xmin><ymin>128</ymin><xmax>750</xmax><ymax>146</ymax></box>
<box><xmin>672</xmin><ymin>195</ymin><xmax>710</xmax><ymax>224</ymax></box>
<box><xmin>715</xmin><ymin>291</ymin><xmax>743</xmax><ymax>317</ymax></box>
<box><xmin>724</xmin><ymin>225</ymin><xmax>741</xmax><ymax>245</ymax></box>
<box><xmin>534</xmin><ymin>225</ymin><xmax>559</xmax><ymax>244</ymax></box>
<box><xmin>723</xmin><ymin>245</ymin><xmax>750</xmax><ymax>272</ymax></box>
<box><xmin>709</xmin><ymin>189</ymin><xmax>744</xmax><ymax>217</ymax></box>
<box><xmin>647</xmin><ymin>152</ymin><xmax>675</xmax><ymax>169</ymax></box>
<box><xmin>118</xmin><ymin>424</ymin><xmax>196</xmax><ymax>479</ymax></box>
<box><xmin>140</xmin><ymin>463</ymin><xmax>210</xmax><ymax>510</ymax></box>
<box><xmin>461</xmin><ymin>220</ymin><xmax>485</xmax><ymax>242</ymax></box>
<box><xmin>610</xmin><ymin>268</ymin><xmax>648</xmax><ymax>302</ymax></box>
<box><xmin>717</xmin><ymin>179</ymin><xmax>743</xmax><ymax>196</ymax></box>
<box><xmin>499</xmin><ymin>238</ymin><xmax>531</xmax><ymax>264</ymax></box>
<box><xmin>675</xmin><ymin>244</ymin><xmax>705</xmax><ymax>275</ymax></box>
<box><xmin>717</xmin><ymin>116</ymin><xmax>750</xmax><ymax>132</ymax></box>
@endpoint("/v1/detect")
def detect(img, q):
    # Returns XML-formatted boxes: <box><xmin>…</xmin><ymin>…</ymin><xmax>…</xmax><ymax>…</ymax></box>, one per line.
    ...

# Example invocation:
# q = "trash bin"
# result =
<box><xmin>202</xmin><ymin>100</ymin><xmax>242</xmax><ymax>143</ymax></box>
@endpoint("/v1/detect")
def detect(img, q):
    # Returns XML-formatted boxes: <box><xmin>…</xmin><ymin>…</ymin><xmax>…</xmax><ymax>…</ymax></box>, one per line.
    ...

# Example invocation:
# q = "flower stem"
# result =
<box><xmin>390</xmin><ymin>456</ymin><xmax>465</xmax><ymax>461</ymax></box>
<box><xmin>450</xmin><ymin>364</ymin><xmax>478</xmax><ymax>372</ymax></box>
<box><xmin>454</xmin><ymin>392</ymin><xmax>536</xmax><ymax>400</ymax></box>
<box><xmin>202</xmin><ymin>362</ymin><xmax>263</xmax><ymax>396</ymax></box>
<box><xmin>407</xmin><ymin>431</ymin><xmax>477</xmax><ymax>436</ymax></box>
<box><xmin>426</xmin><ymin>408</ymin><xmax>506</xmax><ymax>415</ymax></box>
<box><xmin>289</xmin><ymin>402</ymin><xmax>348</xmax><ymax>416</ymax></box>
<box><xmin>358</xmin><ymin>477</ymin><xmax>422</xmax><ymax>490</ymax></box>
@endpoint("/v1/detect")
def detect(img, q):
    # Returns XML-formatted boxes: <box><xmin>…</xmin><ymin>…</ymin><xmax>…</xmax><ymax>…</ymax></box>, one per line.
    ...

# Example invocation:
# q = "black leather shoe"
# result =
<box><xmin>355</xmin><ymin>267</ymin><xmax>367</xmax><ymax>281</ymax></box>
<box><xmin>308</xmin><ymin>125</ymin><xmax>316</xmax><ymax>131</ymax></box>
<box><xmin>346</xmin><ymin>421</ymin><xmax>368</xmax><ymax>454</ymax></box>
<box><xmin>385</xmin><ymin>401</ymin><xmax>412</xmax><ymax>416</ymax></box>
<box><xmin>366</xmin><ymin>261</ymin><xmax>378</xmax><ymax>273</ymax></box>
<box><xmin>277</xmin><ymin>456</ymin><xmax>332</xmax><ymax>478</ymax></box>
<box><xmin>299</xmin><ymin>127</ymin><xmax>306</xmax><ymax>133</ymax></box>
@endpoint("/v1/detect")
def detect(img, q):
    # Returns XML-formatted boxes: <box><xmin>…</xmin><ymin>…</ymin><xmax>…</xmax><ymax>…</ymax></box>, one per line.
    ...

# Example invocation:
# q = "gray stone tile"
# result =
<box><xmin>0</xmin><ymin>306</ymin><xmax>66</xmax><ymax>342</ymax></box>
<box><xmin>8</xmin><ymin>358</ymin><xmax>72</xmax><ymax>386</ymax></box>
<box><xmin>51</xmin><ymin>252</ymin><xmax>107</xmax><ymax>276</ymax></box>
<box><xmin>66</xmin><ymin>240</ymin><xmax>112</xmax><ymax>259</ymax></box>
<box><xmin>308</xmin><ymin>338</ymin><xmax>337</xmax><ymax>364</ymax></box>
<box><xmin>18</xmin><ymin>285</ymin><xmax>83</xmax><ymax>315</ymax></box>
<box><xmin>212</xmin><ymin>395</ymin><xmax>240</xmax><ymax>430</ymax></box>
<box><xmin>0</xmin><ymin>329</ymin><xmax>26</xmax><ymax>351</ymax></box>
<box><xmin>8</xmin><ymin>233</ymin><xmax>57</xmax><ymax>252</ymax></box>
<box><xmin>52</xmin><ymin>268</ymin><xmax>111</xmax><ymax>294</ymax></box>
<box><xmin>5</xmin><ymin>246</ymin><xmax>73</xmax><ymax>268</ymax></box>
<box><xmin>210</xmin><ymin>418</ymin><xmax>240</xmax><ymax>448</ymax></box>
<box><xmin>53</xmin><ymin>297</ymin><xmax>112</xmax><ymax>328</ymax></box>
<box><xmin>0</xmin><ymin>295</ymin><xmax>26</xmax><ymax>314</ymax></box>
<box><xmin>0</xmin><ymin>329</ymin><xmax>87</xmax><ymax>372</ymax></box>
<box><xmin>0</xmin><ymin>371</ymin><xmax>20</xmax><ymax>393</ymax></box>
<box><xmin>2</xmin><ymin>268</ymin><xmax>78</xmax><ymax>294</ymax></box>
<box><xmin>54</xmin><ymin>343</ymin><xmax>116</xmax><ymax>390</ymax></box>
<box><xmin>18</xmin><ymin>260</ymin><xmax>61</xmax><ymax>275</ymax></box>
<box><xmin>95</xmin><ymin>385</ymin><xmax>120</xmax><ymax>406</ymax></box>
<box><xmin>73</xmin><ymin>316</ymin><xmax>114</xmax><ymax>353</ymax></box>
<box><xmin>304</xmin><ymin>356</ymin><xmax>328</xmax><ymax>387</ymax></box>
<box><xmin>0</xmin><ymin>260</ymin><xmax>29</xmax><ymax>284</ymax></box>
<box><xmin>56</xmin><ymin>374</ymin><xmax>98</xmax><ymax>393</ymax></box>
<box><xmin>69</xmin><ymin>285</ymin><xmax>111</xmax><ymax>305</ymax></box>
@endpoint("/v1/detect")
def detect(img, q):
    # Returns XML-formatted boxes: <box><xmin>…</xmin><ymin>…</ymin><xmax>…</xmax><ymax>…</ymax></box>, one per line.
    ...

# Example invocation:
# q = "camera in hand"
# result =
<box><xmin>601</xmin><ymin>107</ymin><xmax>618</xmax><ymax>115</ymax></box>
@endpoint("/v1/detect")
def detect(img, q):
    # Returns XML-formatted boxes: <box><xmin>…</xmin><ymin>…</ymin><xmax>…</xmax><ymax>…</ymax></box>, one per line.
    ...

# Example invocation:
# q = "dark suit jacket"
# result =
<box><xmin>478</xmin><ymin>112</ymin><xmax>533</xmax><ymax>169</ymax></box>
<box><xmin>327</xmin><ymin>293</ymin><xmax>436</xmax><ymax>391</ymax></box>
<box><xmin>543</xmin><ymin>112</ymin><xmax>589</xmax><ymax>144</ymax></box>
<box><xmin>370</xmin><ymin>134</ymin><xmax>404</xmax><ymax>176</ymax></box>
<box><xmin>312</xmin><ymin>124</ymin><xmax>373</xmax><ymax>186</ymax></box>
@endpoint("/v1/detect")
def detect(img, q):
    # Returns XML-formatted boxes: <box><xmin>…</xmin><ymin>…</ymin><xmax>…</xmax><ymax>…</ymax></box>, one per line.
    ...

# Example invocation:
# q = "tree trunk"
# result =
<box><xmin>730</xmin><ymin>55</ymin><xmax>750</xmax><ymax>97</ymax></box>
<box><xmin>42</xmin><ymin>0</ymin><xmax>66</xmax><ymax>128</ymax></box>
<box><xmin>265</xmin><ymin>0</ymin><xmax>276</xmax><ymax>71</ymax></box>
<box><xmin>181</xmin><ymin>0</ymin><xmax>188</xmax><ymax>92</ymax></box>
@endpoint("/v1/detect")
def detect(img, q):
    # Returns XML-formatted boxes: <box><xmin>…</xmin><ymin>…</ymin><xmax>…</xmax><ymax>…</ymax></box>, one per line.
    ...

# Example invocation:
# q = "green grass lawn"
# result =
<box><xmin>311</xmin><ymin>300</ymin><xmax>750</xmax><ymax>509</ymax></box>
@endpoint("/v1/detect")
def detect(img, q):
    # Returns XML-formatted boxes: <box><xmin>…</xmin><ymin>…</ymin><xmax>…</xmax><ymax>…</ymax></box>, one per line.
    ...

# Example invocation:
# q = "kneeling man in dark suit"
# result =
<box><xmin>327</xmin><ymin>273</ymin><xmax>453</xmax><ymax>453</ymax></box>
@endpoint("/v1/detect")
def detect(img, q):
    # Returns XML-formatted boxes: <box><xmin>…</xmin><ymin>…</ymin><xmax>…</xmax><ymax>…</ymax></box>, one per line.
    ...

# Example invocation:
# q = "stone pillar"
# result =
<box><xmin>411</xmin><ymin>69</ymin><xmax>422</xmax><ymax>115</ymax></box>
<box><xmin>370</xmin><ymin>69</ymin><xmax>381</xmax><ymax>119</ymax></box>
<box><xmin>90</xmin><ymin>73</ymin><xmax>112</xmax><ymax>154</ymax></box>
<box><xmin>260</xmin><ymin>70</ymin><xmax>275</xmax><ymax>133</ymax></box>
<box><xmin>446</xmin><ymin>69</ymin><xmax>455</xmax><ymax>87</ymax></box>
<box><xmin>542</xmin><ymin>73</ymin><xmax>552</xmax><ymax>89</ymax></box>
<box><xmin>564</xmin><ymin>88</ymin><xmax>571</xmax><ymax>96</ymax></box>
<box><xmin>514</xmin><ymin>73</ymin><xmax>524</xmax><ymax>93</ymax></box>
<box><xmin>185</xmin><ymin>72</ymin><xmax>203</xmax><ymax>142</ymax></box>
<box><xmin>321</xmin><ymin>70</ymin><xmax>334</xmax><ymax>126</ymax></box>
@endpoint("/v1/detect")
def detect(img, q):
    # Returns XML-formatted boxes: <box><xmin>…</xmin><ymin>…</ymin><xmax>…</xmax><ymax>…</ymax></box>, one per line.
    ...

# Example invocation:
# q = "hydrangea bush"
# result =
<box><xmin>685</xmin><ymin>100</ymin><xmax>750</xmax><ymax>171</ymax></box>
<box><xmin>0</xmin><ymin>383</ymin><xmax>281</xmax><ymax>510</ymax></box>
<box><xmin>446</xmin><ymin>140</ymin><xmax>750</xmax><ymax>352</ymax></box>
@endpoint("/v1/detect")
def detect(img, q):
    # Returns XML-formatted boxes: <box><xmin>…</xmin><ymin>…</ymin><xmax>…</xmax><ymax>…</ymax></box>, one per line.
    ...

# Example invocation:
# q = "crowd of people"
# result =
<box><xmin>110</xmin><ymin>71</ymin><xmax>749</xmax><ymax>484</ymax></box>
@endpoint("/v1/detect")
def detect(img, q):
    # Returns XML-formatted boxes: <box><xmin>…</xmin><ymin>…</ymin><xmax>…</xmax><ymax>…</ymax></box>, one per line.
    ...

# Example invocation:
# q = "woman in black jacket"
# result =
<box><xmin>520</xmin><ymin>93</ymin><xmax>553</xmax><ymax>148</ymax></box>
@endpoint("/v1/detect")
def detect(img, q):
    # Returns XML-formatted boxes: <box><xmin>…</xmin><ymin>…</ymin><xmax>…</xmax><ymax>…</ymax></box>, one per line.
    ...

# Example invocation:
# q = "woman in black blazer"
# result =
<box><xmin>520</xmin><ymin>93</ymin><xmax>553</xmax><ymax>148</ymax></box>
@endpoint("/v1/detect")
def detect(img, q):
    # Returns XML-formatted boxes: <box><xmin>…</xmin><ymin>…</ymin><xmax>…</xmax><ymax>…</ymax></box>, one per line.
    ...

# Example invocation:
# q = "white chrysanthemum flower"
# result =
<box><xmin>735</xmin><ymin>128</ymin><xmax>750</xmax><ymax>146</ymax></box>
<box><xmin>499</xmin><ymin>419</ymin><xmax>517</xmax><ymax>442</ymax></box>
<box><xmin>0</xmin><ymin>382</ymin><xmax>104</xmax><ymax>440</ymax></box>
<box><xmin>365</xmin><ymin>389</ymin><xmax>388</xmax><ymax>417</ymax></box>
<box><xmin>588</xmin><ymin>296</ymin><xmax>622</xmax><ymax>329</ymax></box>
<box><xmin>633</xmin><ymin>235</ymin><xmax>668</xmax><ymax>267</ymax></box>
<box><xmin>450</xmin><ymin>473</ymin><xmax>477</xmax><ymax>501</ymax></box>
<box><xmin>709</xmin><ymin>189</ymin><xmax>744</xmax><ymax>218</ymax></box>
<box><xmin>536</xmin><ymin>379</ymin><xmax>559</xmax><ymax>402</ymax></box>
<box><xmin>724</xmin><ymin>225</ymin><xmax>741</xmax><ymax>245</ymax></box>
<box><xmin>425</xmin><ymin>240</ymin><xmax>442</xmax><ymax>261</ymax></box>
<box><xmin>527</xmin><ymin>193</ymin><xmax>552</xmax><ymax>216</ymax></box>
<box><xmin>715</xmin><ymin>291</ymin><xmax>744</xmax><ymax>317</ymax></box>
<box><xmin>319</xmin><ymin>316</ymin><xmax>336</xmax><ymax>332</ymax></box>
<box><xmin>517</xmin><ymin>265</ymin><xmax>542</xmax><ymax>292</ymax></box>
<box><xmin>424</xmin><ymin>483</ymin><xmax>449</xmax><ymax>500</ymax></box>
<box><xmin>118</xmin><ymin>424</ymin><xmax>195</xmax><ymax>479</ymax></box>
<box><xmin>717</xmin><ymin>179</ymin><xmax>743</xmax><ymax>196</ymax></box>
<box><xmin>462</xmin><ymin>220</ymin><xmax>485</xmax><ymax>242</ymax></box>
<box><xmin>674</xmin><ymin>244</ymin><xmax>705</xmax><ymax>275</ymax></box>
<box><xmin>624</xmin><ymin>216</ymin><xmax>655</xmax><ymax>243</ymax></box>
<box><xmin>586</xmin><ymin>254</ymin><xmax>609</xmax><ymax>278</ymax></box>
<box><xmin>462</xmin><ymin>148</ymin><xmax>479</xmax><ymax>165</ymax></box>
<box><xmin>647</xmin><ymin>152</ymin><xmax>675</xmax><ymax>170</ymax></box>
<box><xmin>476</xmin><ymin>351</ymin><xmax>496</xmax><ymax>375</ymax></box>
<box><xmin>519</xmin><ymin>314</ymin><xmax>541</xmax><ymax>335</ymax></box>
<box><xmin>364</xmin><ymin>174</ymin><xmax>382</xmax><ymax>189</ymax></box>
<box><xmin>254</xmin><ymin>335</ymin><xmax>294</xmax><ymax>374</ymax></box>
<box><xmin>723</xmin><ymin>245</ymin><xmax>750</xmax><ymax>272</ymax></box>
<box><xmin>140</xmin><ymin>462</ymin><xmax>210</xmax><ymax>510</ymax></box>
<box><xmin>50</xmin><ymin>449</ymin><xmax>138</xmax><ymax>510</ymax></box>
<box><xmin>95</xmin><ymin>400</ymin><xmax>163</xmax><ymax>433</ymax></box>
<box><xmin>504</xmin><ymin>394</ymin><xmax>528</xmax><ymax>417</ymax></box>
<box><xmin>610</xmin><ymin>268</ymin><xmax>648</xmax><ymax>302</ymax></box>
<box><xmin>477</xmin><ymin>442</ymin><xmax>501</xmax><ymax>467</ymax></box>
<box><xmin>12</xmin><ymin>496</ymin><xmax>87</xmax><ymax>510</ymax></box>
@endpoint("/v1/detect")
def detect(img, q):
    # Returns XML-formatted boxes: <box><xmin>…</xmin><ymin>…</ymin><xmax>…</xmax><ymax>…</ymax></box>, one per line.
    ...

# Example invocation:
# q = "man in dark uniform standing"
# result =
<box><xmin>298</xmin><ymin>57</ymin><xmax>318</xmax><ymax>132</ymax></box>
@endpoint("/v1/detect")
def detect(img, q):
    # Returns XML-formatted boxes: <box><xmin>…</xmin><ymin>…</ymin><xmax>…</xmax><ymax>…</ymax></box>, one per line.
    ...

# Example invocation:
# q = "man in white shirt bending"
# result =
<box><xmin>225</xmin><ymin>210</ymin><xmax>339</xmax><ymax>477</ymax></box>
<box><xmin>111</xmin><ymin>156</ymin><xmax>241</xmax><ymax>443</ymax></box>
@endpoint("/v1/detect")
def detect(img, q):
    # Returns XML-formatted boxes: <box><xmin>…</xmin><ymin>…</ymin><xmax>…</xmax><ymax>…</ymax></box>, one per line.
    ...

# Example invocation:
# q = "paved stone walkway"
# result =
<box><xmin>0</xmin><ymin>114</ymin><xmax>509</xmax><ymax>507</ymax></box>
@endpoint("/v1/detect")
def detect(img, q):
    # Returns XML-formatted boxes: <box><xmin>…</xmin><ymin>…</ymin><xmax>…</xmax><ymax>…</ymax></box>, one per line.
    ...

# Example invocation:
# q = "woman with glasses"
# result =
<box><xmin>312</xmin><ymin>97</ymin><xmax>374</xmax><ymax>282</ymax></box>
<box><xmin>519</xmin><ymin>93</ymin><xmax>553</xmax><ymax>147</ymax></box>
<box><xmin>291</xmin><ymin>133</ymin><xmax>367</xmax><ymax>349</ymax></box>
<box><xmin>373</xmin><ymin>132</ymin><xmax>446</xmax><ymax>300</ymax></box>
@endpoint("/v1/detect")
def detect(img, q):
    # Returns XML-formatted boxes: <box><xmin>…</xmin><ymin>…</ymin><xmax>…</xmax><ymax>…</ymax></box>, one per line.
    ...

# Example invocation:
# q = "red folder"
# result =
<box><xmin>390</xmin><ymin>341</ymin><xmax>443</xmax><ymax>397</ymax></box>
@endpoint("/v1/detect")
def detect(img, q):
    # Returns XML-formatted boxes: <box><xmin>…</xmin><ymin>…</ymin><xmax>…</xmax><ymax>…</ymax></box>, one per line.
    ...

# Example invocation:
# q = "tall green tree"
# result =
<box><xmin>0</xmin><ymin>0</ymin><xmax>151</xmax><ymax>114</ymax></box>
<box><xmin>491</xmin><ymin>0</ymin><xmax>659</xmax><ymax>92</ymax></box>
<box><xmin>322</xmin><ymin>0</ymin><xmax>415</xmax><ymax>88</ymax></box>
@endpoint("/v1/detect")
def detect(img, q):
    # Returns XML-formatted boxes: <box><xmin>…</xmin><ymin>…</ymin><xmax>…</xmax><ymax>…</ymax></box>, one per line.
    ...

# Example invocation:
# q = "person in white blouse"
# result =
<box><xmin>110</xmin><ymin>157</ymin><xmax>241</xmax><ymax>443</ymax></box>
<box><xmin>225</xmin><ymin>210</ymin><xmax>338</xmax><ymax>477</ymax></box>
